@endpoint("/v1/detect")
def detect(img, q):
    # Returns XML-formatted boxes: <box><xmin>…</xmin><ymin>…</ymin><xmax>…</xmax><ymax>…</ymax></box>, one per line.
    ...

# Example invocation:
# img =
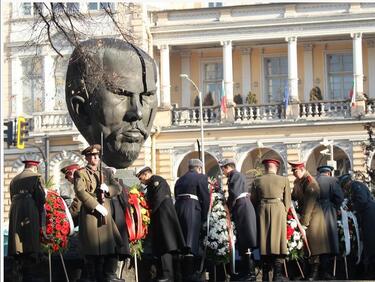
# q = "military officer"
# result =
<box><xmin>251</xmin><ymin>159</ymin><xmax>291</xmax><ymax>282</ymax></box>
<box><xmin>316</xmin><ymin>165</ymin><xmax>344</xmax><ymax>279</ymax></box>
<box><xmin>8</xmin><ymin>160</ymin><xmax>46</xmax><ymax>282</ymax></box>
<box><xmin>137</xmin><ymin>166</ymin><xmax>186</xmax><ymax>282</ymax></box>
<box><xmin>61</xmin><ymin>164</ymin><xmax>82</xmax><ymax>220</ymax></box>
<box><xmin>174</xmin><ymin>159</ymin><xmax>209</xmax><ymax>281</ymax></box>
<box><xmin>289</xmin><ymin>162</ymin><xmax>330</xmax><ymax>281</ymax></box>
<box><xmin>220</xmin><ymin>158</ymin><xmax>257</xmax><ymax>281</ymax></box>
<box><xmin>339</xmin><ymin>174</ymin><xmax>375</xmax><ymax>279</ymax></box>
<box><xmin>74</xmin><ymin>144</ymin><xmax>124</xmax><ymax>282</ymax></box>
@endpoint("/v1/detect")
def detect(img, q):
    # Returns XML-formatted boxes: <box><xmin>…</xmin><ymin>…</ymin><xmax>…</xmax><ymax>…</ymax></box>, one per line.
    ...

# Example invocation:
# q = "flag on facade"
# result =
<box><xmin>349</xmin><ymin>80</ymin><xmax>356</xmax><ymax>107</ymax></box>
<box><xmin>221</xmin><ymin>80</ymin><xmax>228</xmax><ymax>113</ymax></box>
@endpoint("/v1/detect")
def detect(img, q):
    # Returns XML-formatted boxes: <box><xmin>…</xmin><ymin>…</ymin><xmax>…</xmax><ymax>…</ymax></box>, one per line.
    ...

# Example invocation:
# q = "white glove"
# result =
<box><xmin>100</xmin><ymin>183</ymin><xmax>109</xmax><ymax>193</ymax></box>
<box><xmin>95</xmin><ymin>204</ymin><xmax>108</xmax><ymax>216</ymax></box>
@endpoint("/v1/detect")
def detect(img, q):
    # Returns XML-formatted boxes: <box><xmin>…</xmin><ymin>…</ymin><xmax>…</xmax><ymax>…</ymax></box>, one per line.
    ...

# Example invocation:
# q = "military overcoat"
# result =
<box><xmin>251</xmin><ymin>172</ymin><xmax>291</xmax><ymax>255</ymax></box>
<box><xmin>74</xmin><ymin>166</ymin><xmax>122</xmax><ymax>255</ymax></box>
<box><xmin>8</xmin><ymin>168</ymin><xmax>46</xmax><ymax>256</ymax></box>
<box><xmin>174</xmin><ymin>170</ymin><xmax>209</xmax><ymax>255</ymax></box>
<box><xmin>316</xmin><ymin>175</ymin><xmax>344</xmax><ymax>255</ymax></box>
<box><xmin>349</xmin><ymin>181</ymin><xmax>375</xmax><ymax>259</ymax></box>
<box><xmin>147</xmin><ymin>175</ymin><xmax>186</xmax><ymax>256</ymax></box>
<box><xmin>292</xmin><ymin>172</ymin><xmax>330</xmax><ymax>256</ymax></box>
<box><xmin>227</xmin><ymin>169</ymin><xmax>257</xmax><ymax>253</ymax></box>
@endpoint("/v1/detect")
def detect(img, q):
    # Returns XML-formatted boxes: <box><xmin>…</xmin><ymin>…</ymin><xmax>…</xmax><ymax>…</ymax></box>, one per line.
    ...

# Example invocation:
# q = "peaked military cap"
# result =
<box><xmin>317</xmin><ymin>165</ymin><xmax>334</xmax><ymax>173</ymax></box>
<box><xmin>219</xmin><ymin>158</ymin><xmax>236</xmax><ymax>167</ymax></box>
<box><xmin>262</xmin><ymin>159</ymin><xmax>281</xmax><ymax>167</ymax></box>
<box><xmin>189</xmin><ymin>159</ymin><xmax>203</xmax><ymax>167</ymax></box>
<box><xmin>61</xmin><ymin>164</ymin><xmax>80</xmax><ymax>175</ymax></box>
<box><xmin>22</xmin><ymin>160</ymin><xmax>40</xmax><ymax>167</ymax></box>
<box><xmin>136</xmin><ymin>166</ymin><xmax>152</xmax><ymax>177</ymax></box>
<box><xmin>338</xmin><ymin>173</ymin><xmax>352</xmax><ymax>185</ymax></box>
<box><xmin>81</xmin><ymin>144</ymin><xmax>101</xmax><ymax>156</ymax></box>
<box><xmin>288</xmin><ymin>161</ymin><xmax>305</xmax><ymax>170</ymax></box>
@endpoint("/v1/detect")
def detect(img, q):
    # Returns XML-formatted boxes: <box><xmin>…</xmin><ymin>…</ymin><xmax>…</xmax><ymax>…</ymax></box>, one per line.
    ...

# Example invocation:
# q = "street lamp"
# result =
<box><xmin>180</xmin><ymin>74</ymin><xmax>205</xmax><ymax>173</ymax></box>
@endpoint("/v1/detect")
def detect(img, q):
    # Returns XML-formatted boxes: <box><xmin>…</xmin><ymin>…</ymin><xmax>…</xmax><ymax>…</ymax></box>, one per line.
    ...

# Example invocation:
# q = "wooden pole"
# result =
<box><xmin>59</xmin><ymin>251</ymin><xmax>70</xmax><ymax>282</ymax></box>
<box><xmin>48</xmin><ymin>250</ymin><xmax>52</xmax><ymax>282</ymax></box>
<box><xmin>134</xmin><ymin>253</ymin><xmax>139</xmax><ymax>282</ymax></box>
<box><xmin>344</xmin><ymin>255</ymin><xmax>349</xmax><ymax>279</ymax></box>
<box><xmin>296</xmin><ymin>260</ymin><xmax>305</xmax><ymax>279</ymax></box>
<box><xmin>333</xmin><ymin>256</ymin><xmax>337</xmax><ymax>277</ymax></box>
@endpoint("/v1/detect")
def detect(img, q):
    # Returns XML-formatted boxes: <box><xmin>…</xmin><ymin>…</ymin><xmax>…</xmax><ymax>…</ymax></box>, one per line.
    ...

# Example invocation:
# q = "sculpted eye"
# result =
<box><xmin>140</xmin><ymin>91</ymin><xmax>155</xmax><ymax>105</ymax></box>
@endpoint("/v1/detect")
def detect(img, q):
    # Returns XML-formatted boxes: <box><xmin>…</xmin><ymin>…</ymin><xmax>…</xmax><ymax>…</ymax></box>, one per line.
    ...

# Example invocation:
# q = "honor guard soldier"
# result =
<box><xmin>8</xmin><ymin>160</ymin><xmax>46</xmax><ymax>282</ymax></box>
<box><xmin>74</xmin><ymin>144</ymin><xmax>124</xmax><ymax>282</ymax></box>
<box><xmin>174</xmin><ymin>159</ymin><xmax>209</xmax><ymax>281</ymax></box>
<box><xmin>61</xmin><ymin>164</ymin><xmax>82</xmax><ymax>220</ymax></box>
<box><xmin>316</xmin><ymin>165</ymin><xmax>344</xmax><ymax>279</ymax></box>
<box><xmin>220</xmin><ymin>158</ymin><xmax>257</xmax><ymax>281</ymax></box>
<box><xmin>137</xmin><ymin>166</ymin><xmax>186</xmax><ymax>282</ymax></box>
<box><xmin>289</xmin><ymin>162</ymin><xmax>330</xmax><ymax>281</ymax></box>
<box><xmin>251</xmin><ymin>159</ymin><xmax>291</xmax><ymax>281</ymax></box>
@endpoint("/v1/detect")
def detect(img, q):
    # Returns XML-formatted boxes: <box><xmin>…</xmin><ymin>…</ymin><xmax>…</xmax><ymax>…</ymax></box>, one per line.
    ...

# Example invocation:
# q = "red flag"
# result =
<box><xmin>349</xmin><ymin>81</ymin><xmax>356</xmax><ymax>107</ymax></box>
<box><xmin>221</xmin><ymin>80</ymin><xmax>228</xmax><ymax>113</ymax></box>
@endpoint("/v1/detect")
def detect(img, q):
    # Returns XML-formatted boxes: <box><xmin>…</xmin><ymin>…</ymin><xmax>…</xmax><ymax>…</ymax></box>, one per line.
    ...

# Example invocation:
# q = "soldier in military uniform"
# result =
<box><xmin>174</xmin><ymin>159</ymin><xmax>209</xmax><ymax>281</ymax></box>
<box><xmin>251</xmin><ymin>159</ymin><xmax>291</xmax><ymax>282</ymax></box>
<box><xmin>8</xmin><ymin>160</ymin><xmax>46</xmax><ymax>282</ymax></box>
<box><xmin>220</xmin><ymin>158</ymin><xmax>257</xmax><ymax>281</ymax></box>
<box><xmin>137</xmin><ymin>166</ymin><xmax>186</xmax><ymax>282</ymax></box>
<box><xmin>316</xmin><ymin>165</ymin><xmax>344</xmax><ymax>279</ymax></box>
<box><xmin>289</xmin><ymin>162</ymin><xmax>330</xmax><ymax>281</ymax></box>
<box><xmin>61</xmin><ymin>164</ymin><xmax>82</xmax><ymax>221</ymax></box>
<box><xmin>74</xmin><ymin>144</ymin><xmax>124</xmax><ymax>282</ymax></box>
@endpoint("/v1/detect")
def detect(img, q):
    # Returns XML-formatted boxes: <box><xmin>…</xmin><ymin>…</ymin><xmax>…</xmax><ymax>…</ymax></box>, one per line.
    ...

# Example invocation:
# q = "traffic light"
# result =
<box><xmin>16</xmin><ymin>117</ymin><xmax>30</xmax><ymax>149</ymax></box>
<box><xmin>3</xmin><ymin>120</ymin><xmax>14</xmax><ymax>147</ymax></box>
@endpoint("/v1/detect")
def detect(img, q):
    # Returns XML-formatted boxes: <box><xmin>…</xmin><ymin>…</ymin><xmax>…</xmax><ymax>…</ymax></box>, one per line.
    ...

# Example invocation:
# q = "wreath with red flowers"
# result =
<box><xmin>40</xmin><ymin>191</ymin><xmax>71</xmax><ymax>253</ymax></box>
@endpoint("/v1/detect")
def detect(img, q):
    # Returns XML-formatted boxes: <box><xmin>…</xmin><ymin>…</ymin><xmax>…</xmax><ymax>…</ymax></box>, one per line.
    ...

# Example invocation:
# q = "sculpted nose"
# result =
<box><xmin>124</xmin><ymin>94</ymin><xmax>143</xmax><ymax>122</ymax></box>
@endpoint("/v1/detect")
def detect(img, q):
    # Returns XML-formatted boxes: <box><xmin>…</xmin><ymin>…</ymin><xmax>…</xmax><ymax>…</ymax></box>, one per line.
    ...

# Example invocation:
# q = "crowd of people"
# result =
<box><xmin>6</xmin><ymin>144</ymin><xmax>375</xmax><ymax>282</ymax></box>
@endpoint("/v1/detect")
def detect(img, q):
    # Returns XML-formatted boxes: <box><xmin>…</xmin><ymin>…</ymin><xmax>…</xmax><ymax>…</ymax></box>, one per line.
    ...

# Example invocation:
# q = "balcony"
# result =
<box><xmin>31</xmin><ymin>111</ymin><xmax>76</xmax><ymax>133</ymax></box>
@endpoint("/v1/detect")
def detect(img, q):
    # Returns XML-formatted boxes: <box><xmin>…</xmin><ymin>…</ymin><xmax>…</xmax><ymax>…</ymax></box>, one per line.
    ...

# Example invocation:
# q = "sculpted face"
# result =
<box><xmin>66</xmin><ymin>39</ymin><xmax>157</xmax><ymax>168</ymax></box>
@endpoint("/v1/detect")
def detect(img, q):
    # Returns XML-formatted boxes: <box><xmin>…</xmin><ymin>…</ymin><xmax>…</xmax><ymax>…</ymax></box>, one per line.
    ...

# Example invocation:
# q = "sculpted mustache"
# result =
<box><xmin>106</xmin><ymin>122</ymin><xmax>148</xmax><ymax>144</ymax></box>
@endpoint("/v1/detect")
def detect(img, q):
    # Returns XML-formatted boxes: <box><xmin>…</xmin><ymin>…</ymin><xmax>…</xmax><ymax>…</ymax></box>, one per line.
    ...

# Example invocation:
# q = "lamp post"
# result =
<box><xmin>180</xmin><ymin>74</ymin><xmax>205</xmax><ymax>173</ymax></box>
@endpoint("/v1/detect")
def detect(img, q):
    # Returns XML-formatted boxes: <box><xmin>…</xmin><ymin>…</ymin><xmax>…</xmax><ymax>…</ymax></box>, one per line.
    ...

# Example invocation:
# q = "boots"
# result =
<box><xmin>262</xmin><ymin>263</ymin><xmax>271</xmax><ymax>282</ymax></box>
<box><xmin>182</xmin><ymin>254</ymin><xmax>202</xmax><ymax>282</ymax></box>
<box><xmin>319</xmin><ymin>254</ymin><xmax>334</xmax><ymax>280</ymax></box>
<box><xmin>239</xmin><ymin>253</ymin><xmax>256</xmax><ymax>281</ymax></box>
<box><xmin>103</xmin><ymin>256</ymin><xmax>125</xmax><ymax>282</ymax></box>
<box><xmin>307</xmin><ymin>264</ymin><xmax>319</xmax><ymax>281</ymax></box>
<box><xmin>273</xmin><ymin>259</ymin><xmax>288</xmax><ymax>282</ymax></box>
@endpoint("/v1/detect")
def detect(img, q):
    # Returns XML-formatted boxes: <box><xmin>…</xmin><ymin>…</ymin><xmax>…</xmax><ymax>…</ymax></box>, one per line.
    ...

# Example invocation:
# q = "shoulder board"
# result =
<box><xmin>154</xmin><ymin>181</ymin><xmax>160</xmax><ymax>187</ymax></box>
<box><xmin>306</xmin><ymin>175</ymin><xmax>314</xmax><ymax>183</ymax></box>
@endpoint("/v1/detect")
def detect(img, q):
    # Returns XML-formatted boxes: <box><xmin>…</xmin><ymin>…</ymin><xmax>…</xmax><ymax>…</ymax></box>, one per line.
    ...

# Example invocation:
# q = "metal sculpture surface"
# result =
<box><xmin>66</xmin><ymin>38</ymin><xmax>157</xmax><ymax>168</ymax></box>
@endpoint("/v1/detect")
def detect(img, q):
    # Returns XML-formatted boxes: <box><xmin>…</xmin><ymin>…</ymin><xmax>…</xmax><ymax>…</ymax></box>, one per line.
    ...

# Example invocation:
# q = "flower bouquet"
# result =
<box><xmin>125</xmin><ymin>184</ymin><xmax>150</xmax><ymax>257</ymax></box>
<box><xmin>203</xmin><ymin>177</ymin><xmax>235</xmax><ymax>265</ymax></box>
<box><xmin>41</xmin><ymin>190</ymin><xmax>72</xmax><ymax>253</ymax></box>
<box><xmin>286</xmin><ymin>208</ymin><xmax>304</xmax><ymax>261</ymax></box>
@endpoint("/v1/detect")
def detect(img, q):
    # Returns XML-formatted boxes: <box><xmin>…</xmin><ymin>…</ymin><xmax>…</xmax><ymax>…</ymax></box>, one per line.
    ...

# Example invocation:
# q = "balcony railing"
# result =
<box><xmin>172</xmin><ymin>105</ymin><xmax>221</xmax><ymax>126</ymax></box>
<box><xmin>299</xmin><ymin>100</ymin><xmax>351</xmax><ymax>119</ymax></box>
<box><xmin>234</xmin><ymin>103</ymin><xmax>284</xmax><ymax>123</ymax></box>
<box><xmin>366</xmin><ymin>99</ymin><xmax>375</xmax><ymax>115</ymax></box>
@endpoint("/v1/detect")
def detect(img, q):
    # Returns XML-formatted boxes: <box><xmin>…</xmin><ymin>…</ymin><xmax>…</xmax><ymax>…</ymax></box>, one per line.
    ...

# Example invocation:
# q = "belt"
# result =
<box><xmin>12</xmin><ymin>193</ymin><xmax>32</xmax><ymax>201</ymax></box>
<box><xmin>177</xmin><ymin>193</ymin><xmax>199</xmax><ymax>201</ymax></box>
<box><xmin>261</xmin><ymin>198</ymin><xmax>282</xmax><ymax>203</ymax></box>
<box><xmin>232</xmin><ymin>192</ymin><xmax>250</xmax><ymax>207</ymax></box>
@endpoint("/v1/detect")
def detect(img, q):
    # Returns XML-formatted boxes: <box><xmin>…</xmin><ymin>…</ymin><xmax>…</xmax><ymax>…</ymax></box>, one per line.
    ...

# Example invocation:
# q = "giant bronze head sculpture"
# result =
<box><xmin>66</xmin><ymin>38</ymin><xmax>157</xmax><ymax>168</ymax></box>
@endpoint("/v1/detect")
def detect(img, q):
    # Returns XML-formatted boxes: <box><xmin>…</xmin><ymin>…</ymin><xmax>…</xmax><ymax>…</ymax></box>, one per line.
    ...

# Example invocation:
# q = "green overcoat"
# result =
<box><xmin>74</xmin><ymin>165</ymin><xmax>122</xmax><ymax>255</ymax></box>
<box><xmin>292</xmin><ymin>172</ymin><xmax>330</xmax><ymax>256</ymax></box>
<box><xmin>251</xmin><ymin>172</ymin><xmax>291</xmax><ymax>255</ymax></box>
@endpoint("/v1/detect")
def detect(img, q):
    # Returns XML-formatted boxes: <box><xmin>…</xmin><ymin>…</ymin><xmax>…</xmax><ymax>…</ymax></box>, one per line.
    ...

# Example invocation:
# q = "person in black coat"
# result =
<box><xmin>174</xmin><ymin>159</ymin><xmax>209</xmax><ymax>281</ymax></box>
<box><xmin>220</xmin><ymin>158</ymin><xmax>257</xmax><ymax>281</ymax></box>
<box><xmin>339</xmin><ymin>174</ymin><xmax>375</xmax><ymax>280</ymax></box>
<box><xmin>316</xmin><ymin>165</ymin><xmax>344</xmax><ymax>279</ymax></box>
<box><xmin>137</xmin><ymin>166</ymin><xmax>186</xmax><ymax>282</ymax></box>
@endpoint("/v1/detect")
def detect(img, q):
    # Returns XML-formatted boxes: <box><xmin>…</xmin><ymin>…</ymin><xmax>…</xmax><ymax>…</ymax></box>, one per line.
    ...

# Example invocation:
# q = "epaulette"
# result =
<box><xmin>306</xmin><ymin>175</ymin><xmax>313</xmax><ymax>183</ymax></box>
<box><xmin>154</xmin><ymin>181</ymin><xmax>160</xmax><ymax>187</ymax></box>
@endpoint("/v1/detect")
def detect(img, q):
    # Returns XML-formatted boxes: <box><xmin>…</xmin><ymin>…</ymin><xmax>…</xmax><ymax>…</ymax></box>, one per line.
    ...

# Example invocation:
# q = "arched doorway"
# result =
<box><xmin>177</xmin><ymin>151</ymin><xmax>220</xmax><ymax>178</ymax></box>
<box><xmin>306</xmin><ymin>145</ymin><xmax>351</xmax><ymax>177</ymax></box>
<box><xmin>241</xmin><ymin>147</ymin><xmax>285</xmax><ymax>190</ymax></box>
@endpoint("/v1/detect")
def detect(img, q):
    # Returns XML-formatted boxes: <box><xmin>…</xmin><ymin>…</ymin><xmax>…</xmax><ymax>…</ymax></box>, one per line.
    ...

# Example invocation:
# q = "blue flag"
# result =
<box><xmin>283</xmin><ymin>84</ymin><xmax>289</xmax><ymax>111</ymax></box>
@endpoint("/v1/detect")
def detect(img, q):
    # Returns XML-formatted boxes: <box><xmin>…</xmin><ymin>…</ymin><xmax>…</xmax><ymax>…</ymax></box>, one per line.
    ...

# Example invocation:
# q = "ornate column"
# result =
<box><xmin>240</xmin><ymin>47</ymin><xmax>251</xmax><ymax>101</ymax></box>
<box><xmin>303</xmin><ymin>44</ymin><xmax>313</xmax><ymax>102</ymax></box>
<box><xmin>221</xmin><ymin>40</ymin><xmax>234</xmax><ymax>104</ymax></box>
<box><xmin>286</xmin><ymin>36</ymin><xmax>299</xmax><ymax>102</ymax></box>
<box><xmin>367</xmin><ymin>40</ymin><xmax>375</xmax><ymax>99</ymax></box>
<box><xmin>11</xmin><ymin>57</ymin><xmax>23</xmax><ymax>116</ymax></box>
<box><xmin>352</xmin><ymin>33</ymin><xmax>364</xmax><ymax>100</ymax></box>
<box><xmin>44</xmin><ymin>55</ymin><xmax>56</xmax><ymax>111</ymax></box>
<box><xmin>180</xmin><ymin>51</ymin><xmax>191</xmax><ymax>107</ymax></box>
<box><xmin>159</xmin><ymin>44</ymin><xmax>171</xmax><ymax>108</ymax></box>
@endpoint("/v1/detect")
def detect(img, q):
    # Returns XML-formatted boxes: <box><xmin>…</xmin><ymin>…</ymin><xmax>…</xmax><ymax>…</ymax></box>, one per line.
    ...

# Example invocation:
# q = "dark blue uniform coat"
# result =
<box><xmin>147</xmin><ymin>175</ymin><xmax>186</xmax><ymax>256</ymax></box>
<box><xmin>316</xmin><ymin>175</ymin><xmax>344</xmax><ymax>255</ymax></box>
<box><xmin>174</xmin><ymin>171</ymin><xmax>209</xmax><ymax>255</ymax></box>
<box><xmin>227</xmin><ymin>170</ymin><xmax>257</xmax><ymax>254</ymax></box>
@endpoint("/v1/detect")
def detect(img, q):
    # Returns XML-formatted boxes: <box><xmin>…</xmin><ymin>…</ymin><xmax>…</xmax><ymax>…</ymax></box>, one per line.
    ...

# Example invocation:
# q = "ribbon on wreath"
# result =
<box><xmin>347</xmin><ymin>211</ymin><xmax>362</xmax><ymax>264</ymax></box>
<box><xmin>125</xmin><ymin>193</ymin><xmax>145</xmax><ymax>241</ymax></box>
<box><xmin>340</xmin><ymin>207</ymin><xmax>351</xmax><ymax>256</ymax></box>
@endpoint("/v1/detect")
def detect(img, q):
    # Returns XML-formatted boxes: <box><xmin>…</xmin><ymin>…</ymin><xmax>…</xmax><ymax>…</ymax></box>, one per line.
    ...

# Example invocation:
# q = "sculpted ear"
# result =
<box><xmin>70</xmin><ymin>95</ymin><xmax>90</xmax><ymax>125</ymax></box>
